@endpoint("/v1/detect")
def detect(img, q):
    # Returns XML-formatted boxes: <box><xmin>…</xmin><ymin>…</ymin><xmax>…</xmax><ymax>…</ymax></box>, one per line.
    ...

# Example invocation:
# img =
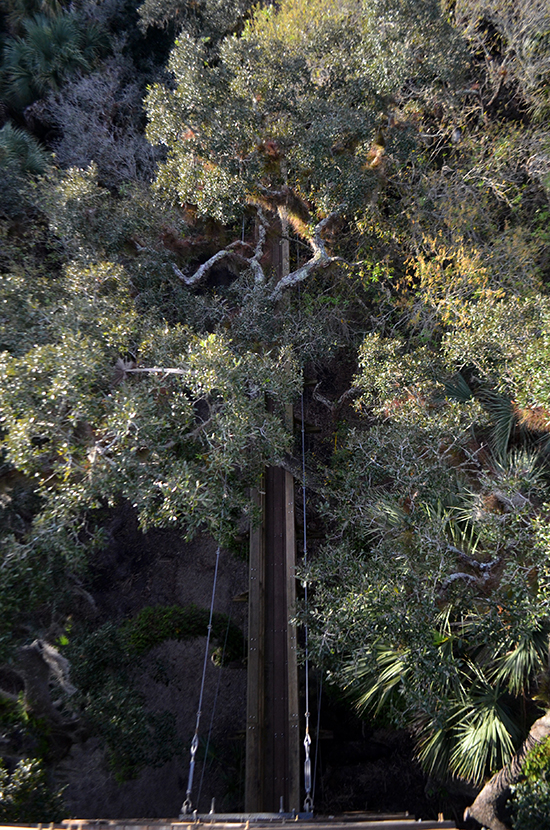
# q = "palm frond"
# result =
<box><xmin>416</xmin><ymin>705</ymin><xmax>462</xmax><ymax>779</ymax></box>
<box><xmin>0</xmin><ymin>122</ymin><xmax>51</xmax><ymax>174</ymax></box>
<box><xmin>449</xmin><ymin>691</ymin><xmax>520</xmax><ymax>783</ymax></box>
<box><xmin>345</xmin><ymin>646</ymin><xmax>412</xmax><ymax>716</ymax></box>
<box><xmin>478</xmin><ymin>388</ymin><xmax>516</xmax><ymax>461</ymax></box>
<box><xmin>369</xmin><ymin>497</ymin><xmax>409</xmax><ymax>530</ymax></box>
<box><xmin>502</xmin><ymin>448</ymin><xmax>544</xmax><ymax>486</ymax></box>
<box><xmin>444</xmin><ymin>372</ymin><xmax>473</xmax><ymax>403</ymax></box>
<box><xmin>494</xmin><ymin>628</ymin><xmax>548</xmax><ymax>695</ymax></box>
<box><xmin>447</xmin><ymin>515</ymin><xmax>482</xmax><ymax>557</ymax></box>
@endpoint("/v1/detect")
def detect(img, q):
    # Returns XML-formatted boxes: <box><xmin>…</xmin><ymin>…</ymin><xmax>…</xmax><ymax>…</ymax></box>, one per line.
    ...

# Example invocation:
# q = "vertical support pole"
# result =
<box><xmin>245</xmin><ymin>482</ymin><xmax>265</xmax><ymax>812</ymax></box>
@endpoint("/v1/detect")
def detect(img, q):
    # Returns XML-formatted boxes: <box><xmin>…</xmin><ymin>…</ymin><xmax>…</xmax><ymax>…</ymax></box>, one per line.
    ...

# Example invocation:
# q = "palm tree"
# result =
<box><xmin>0</xmin><ymin>0</ymin><xmax>65</xmax><ymax>35</ymax></box>
<box><xmin>0</xmin><ymin>13</ymin><xmax>107</xmax><ymax>110</ymax></box>
<box><xmin>345</xmin><ymin>616</ymin><xmax>549</xmax><ymax>786</ymax></box>
<box><xmin>0</xmin><ymin>121</ymin><xmax>50</xmax><ymax>173</ymax></box>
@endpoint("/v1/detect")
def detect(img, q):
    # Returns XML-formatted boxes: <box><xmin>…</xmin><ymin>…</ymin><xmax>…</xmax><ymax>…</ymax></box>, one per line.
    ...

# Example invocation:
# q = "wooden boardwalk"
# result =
<box><xmin>0</xmin><ymin>816</ymin><xmax>455</xmax><ymax>830</ymax></box>
<box><xmin>245</xmin><ymin>463</ymin><xmax>300</xmax><ymax>813</ymax></box>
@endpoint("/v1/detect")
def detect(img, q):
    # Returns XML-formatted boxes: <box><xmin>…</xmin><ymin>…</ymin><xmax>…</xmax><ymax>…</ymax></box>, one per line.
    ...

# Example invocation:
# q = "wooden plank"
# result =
<box><xmin>245</xmin><ymin>483</ymin><xmax>265</xmax><ymax>812</ymax></box>
<box><xmin>56</xmin><ymin>820</ymin><xmax>455</xmax><ymax>830</ymax></box>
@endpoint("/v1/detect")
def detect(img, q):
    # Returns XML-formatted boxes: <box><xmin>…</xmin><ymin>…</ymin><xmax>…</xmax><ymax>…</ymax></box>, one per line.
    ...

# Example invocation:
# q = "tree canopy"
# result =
<box><xmin>1</xmin><ymin>0</ymin><xmax>550</xmax><ymax>826</ymax></box>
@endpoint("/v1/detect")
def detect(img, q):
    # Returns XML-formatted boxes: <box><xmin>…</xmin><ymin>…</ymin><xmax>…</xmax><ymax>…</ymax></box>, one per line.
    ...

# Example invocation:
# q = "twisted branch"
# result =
<box><xmin>270</xmin><ymin>207</ymin><xmax>346</xmax><ymax>301</ymax></box>
<box><xmin>270</xmin><ymin>205</ymin><xmax>367</xmax><ymax>300</ymax></box>
<box><xmin>172</xmin><ymin>207</ymin><xmax>269</xmax><ymax>287</ymax></box>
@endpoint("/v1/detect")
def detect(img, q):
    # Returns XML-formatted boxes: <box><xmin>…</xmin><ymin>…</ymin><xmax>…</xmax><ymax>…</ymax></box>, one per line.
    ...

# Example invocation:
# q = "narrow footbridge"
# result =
<box><xmin>1</xmin><ymin>238</ymin><xmax>458</xmax><ymax>830</ymax></box>
<box><xmin>3</xmin><ymin>815</ymin><xmax>455</xmax><ymax>830</ymax></box>
<box><xmin>245</xmin><ymin>463</ymin><xmax>300</xmax><ymax>814</ymax></box>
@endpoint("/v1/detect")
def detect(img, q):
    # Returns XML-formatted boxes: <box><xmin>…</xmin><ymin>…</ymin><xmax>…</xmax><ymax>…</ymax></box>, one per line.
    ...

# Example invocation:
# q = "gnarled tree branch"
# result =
<box><xmin>270</xmin><ymin>207</ymin><xmax>346</xmax><ymax>301</ymax></box>
<box><xmin>313</xmin><ymin>383</ymin><xmax>361</xmax><ymax>414</ymax></box>
<box><xmin>172</xmin><ymin>206</ymin><xmax>269</xmax><ymax>287</ymax></box>
<box><xmin>465</xmin><ymin>709</ymin><xmax>550</xmax><ymax>830</ymax></box>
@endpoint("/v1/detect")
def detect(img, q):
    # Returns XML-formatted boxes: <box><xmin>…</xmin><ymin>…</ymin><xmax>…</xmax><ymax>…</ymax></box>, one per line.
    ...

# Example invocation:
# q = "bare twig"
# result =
<box><xmin>114</xmin><ymin>357</ymin><xmax>189</xmax><ymax>381</ymax></box>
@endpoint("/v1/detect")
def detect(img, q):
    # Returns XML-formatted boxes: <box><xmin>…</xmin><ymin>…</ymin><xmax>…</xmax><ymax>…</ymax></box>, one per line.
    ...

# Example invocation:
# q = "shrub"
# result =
<box><xmin>0</xmin><ymin>759</ymin><xmax>66</xmax><ymax>823</ymax></box>
<box><xmin>41</xmin><ymin>59</ymin><xmax>159</xmax><ymax>186</ymax></box>
<box><xmin>121</xmin><ymin>604</ymin><xmax>245</xmax><ymax>663</ymax></box>
<box><xmin>510</xmin><ymin>736</ymin><xmax>550</xmax><ymax>830</ymax></box>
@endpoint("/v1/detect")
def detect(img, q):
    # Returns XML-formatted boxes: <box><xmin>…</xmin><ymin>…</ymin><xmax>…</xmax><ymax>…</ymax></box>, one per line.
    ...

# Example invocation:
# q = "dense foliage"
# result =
<box><xmin>121</xmin><ymin>604</ymin><xmax>244</xmax><ymax>662</ymax></box>
<box><xmin>1</xmin><ymin>0</ymin><xmax>550</xmax><ymax>825</ymax></box>
<box><xmin>510</xmin><ymin>736</ymin><xmax>550</xmax><ymax>830</ymax></box>
<box><xmin>0</xmin><ymin>759</ymin><xmax>65</xmax><ymax>823</ymax></box>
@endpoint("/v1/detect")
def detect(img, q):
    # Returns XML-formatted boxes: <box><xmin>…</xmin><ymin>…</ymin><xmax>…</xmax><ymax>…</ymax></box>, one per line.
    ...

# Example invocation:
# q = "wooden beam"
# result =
<box><xmin>245</xmin><ymin>483</ymin><xmax>265</xmax><ymax>812</ymax></box>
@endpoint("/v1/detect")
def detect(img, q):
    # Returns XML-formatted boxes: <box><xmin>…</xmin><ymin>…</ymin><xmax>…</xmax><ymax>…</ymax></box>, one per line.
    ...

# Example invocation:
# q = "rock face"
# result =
<box><xmin>60</xmin><ymin>505</ymin><xmax>248</xmax><ymax>819</ymax></box>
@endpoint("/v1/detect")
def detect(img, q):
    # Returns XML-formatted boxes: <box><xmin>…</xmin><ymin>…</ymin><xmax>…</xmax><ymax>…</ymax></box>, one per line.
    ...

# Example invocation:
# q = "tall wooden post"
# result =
<box><xmin>245</xmin><ymin>458</ymin><xmax>299</xmax><ymax>813</ymax></box>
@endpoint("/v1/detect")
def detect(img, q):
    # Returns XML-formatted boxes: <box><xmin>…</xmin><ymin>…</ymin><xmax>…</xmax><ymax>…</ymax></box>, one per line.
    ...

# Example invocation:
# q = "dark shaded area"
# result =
<box><xmin>309</xmin><ymin>690</ymin><xmax>475</xmax><ymax>827</ymax></box>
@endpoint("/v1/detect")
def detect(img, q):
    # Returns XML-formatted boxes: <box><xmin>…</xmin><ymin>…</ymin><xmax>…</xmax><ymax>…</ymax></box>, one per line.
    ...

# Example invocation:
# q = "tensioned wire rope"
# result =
<box><xmin>196</xmin><ymin>606</ymin><xmax>234</xmax><ymax>811</ymax></box>
<box><xmin>180</xmin><ymin>538</ymin><xmax>221</xmax><ymax>816</ymax></box>
<box><xmin>297</xmin><ymin>263</ymin><xmax>324</xmax><ymax>815</ymax></box>
<box><xmin>301</xmin><ymin>386</ymin><xmax>313</xmax><ymax>813</ymax></box>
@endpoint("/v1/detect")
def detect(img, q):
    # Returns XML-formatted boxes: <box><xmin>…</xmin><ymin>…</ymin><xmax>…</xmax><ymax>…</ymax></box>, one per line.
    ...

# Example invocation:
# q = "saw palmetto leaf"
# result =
<box><xmin>478</xmin><ymin>388</ymin><xmax>516</xmax><ymax>460</ymax></box>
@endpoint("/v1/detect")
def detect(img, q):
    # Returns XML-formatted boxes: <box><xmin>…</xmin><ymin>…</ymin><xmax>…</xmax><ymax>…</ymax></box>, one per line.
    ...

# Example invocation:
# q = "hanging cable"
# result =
<box><xmin>312</xmin><ymin>630</ymin><xmax>328</xmax><ymax>806</ymax></box>
<box><xmin>300</xmin><ymin>390</ymin><xmax>313</xmax><ymax>814</ymax></box>
<box><xmin>180</xmin><ymin>542</ymin><xmax>221</xmax><ymax>817</ymax></box>
<box><xmin>312</xmin><ymin>668</ymin><xmax>323</xmax><ymax>805</ymax></box>
<box><xmin>196</xmin><ymin>607</ymin><xmax>233</xmax><ymax>810</ymax></box>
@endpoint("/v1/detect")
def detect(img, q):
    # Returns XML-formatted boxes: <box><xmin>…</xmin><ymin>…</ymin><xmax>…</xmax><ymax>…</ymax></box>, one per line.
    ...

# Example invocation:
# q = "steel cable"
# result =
<box><xmin>180</xmin><ymin>542</ymin><xmax>221</xmax><ymax>816</ymax></box>
<box><xmin>300</xmin><ymin>390</ymin><xmax>313</xmax><ymax>814</ymax></box>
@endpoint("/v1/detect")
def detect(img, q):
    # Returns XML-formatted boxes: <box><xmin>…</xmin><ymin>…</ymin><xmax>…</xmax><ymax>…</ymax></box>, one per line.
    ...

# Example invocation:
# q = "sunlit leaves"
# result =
<box><xmin>145</xmin><ymin>0</ymin><xmax>465</xmax><ymax>221</ymax></box>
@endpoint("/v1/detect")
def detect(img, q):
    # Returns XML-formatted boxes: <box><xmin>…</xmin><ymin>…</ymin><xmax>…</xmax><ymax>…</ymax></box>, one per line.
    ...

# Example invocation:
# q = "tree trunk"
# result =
<box><xmin>465</xmin><ymin>709</ymin><xmax>550</xmax><ymax>830</ymax></box>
